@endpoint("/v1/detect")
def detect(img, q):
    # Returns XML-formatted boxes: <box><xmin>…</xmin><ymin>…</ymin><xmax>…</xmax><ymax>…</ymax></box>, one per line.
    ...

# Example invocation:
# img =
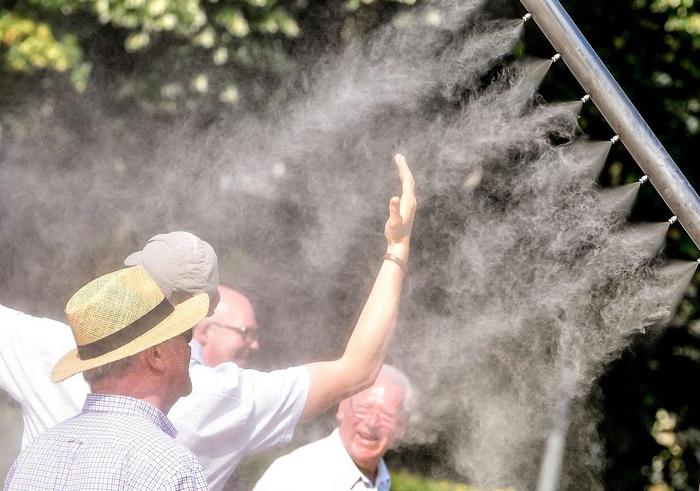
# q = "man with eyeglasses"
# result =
<box><xmin>190</xmin><ymin>285</ymin><xmax>259</xmax><ymax>490</ymax></box>
<box><xmin>253</xmin><ymin>365</ymin><xmax>412</xmax><ymax>491</ymax></box>
<box><xmin>193</xmin><ymin>285</ymin><xmax>260</xmax><ymax>368</ymax></box>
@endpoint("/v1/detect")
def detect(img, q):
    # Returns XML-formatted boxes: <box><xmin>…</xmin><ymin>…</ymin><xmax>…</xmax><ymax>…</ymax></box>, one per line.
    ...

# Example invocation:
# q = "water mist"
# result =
<box><xmin>0</xmin><ymin>1</ymin><xmax>696</xmax><ymax>489</ymax></box>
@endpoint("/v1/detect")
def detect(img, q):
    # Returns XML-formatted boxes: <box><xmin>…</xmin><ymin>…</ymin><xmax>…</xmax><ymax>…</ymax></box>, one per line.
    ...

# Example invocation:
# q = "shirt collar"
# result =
<box><xmin>329</xmin><ymin>429</ymin><xmax>391</xmax><ymax>491</ymax></box>
<box><xmin>375</xmin><ymin>460</ymin><xmax>391</xmax><ymax>491</ymax></box>
<box><xmin>82</xmin><ymin>393</ymin><xmax>178</xmax><ymax>438</ymax></box>
<box><xmin>189</xmin><ymin>339</ymin><xmax>204</xmax><ymax>366</ymax></box>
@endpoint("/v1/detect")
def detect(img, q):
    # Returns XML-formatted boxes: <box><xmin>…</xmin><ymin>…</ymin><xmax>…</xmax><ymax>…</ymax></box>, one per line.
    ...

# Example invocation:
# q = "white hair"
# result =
<box><xmin>378</xmin><ymin>364</ymin><xmax>414</xmax><ymax>414</ymax></box>
<box><xmin>83</xmin><ymin>353</ymin><xmax>139</xmax><ymax>385</ymax></box>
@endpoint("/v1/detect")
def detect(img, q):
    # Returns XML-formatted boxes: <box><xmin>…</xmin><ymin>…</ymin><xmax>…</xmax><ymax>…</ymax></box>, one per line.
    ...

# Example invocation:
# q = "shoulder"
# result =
<box><xmin>188</xmin><ymin>364</ymin><xmax>308</xmax><ymax>396</ymax></box>
<box><xmin>253</xmin><ymin>435</ymin><xmax>336</xmax><ymax>491</ymax></box>
<box><xmin>0</xmin><ymin>304</ymin><xmax>73</xmax><ymax>349</ymax></box>
<box><xmin>262</xmin><ymin>435</ymin><xmax>331</xmax><ymax>475</ymax></box>
<box><xmin>0</xmin><ymin>304</ymin><xmax>70</xmax><ymax>332</ymax></box>
<box><xmin>130</xmin><ymin>421</ymin><xmax>191</xmax><ymax>460</ymax></box>
<box><xmin>128</xmin><ymin>449</ymin><xmax>206</xmax><ymax>490</ymax></box>
<box><xmin>175</xmin><ymin>364</ymin><xmax>309</xmax><ymax>413</ymax></box>
<box><xmin>125</xmin><ymin>425</ymin><xmax>204</xmax><ymax>483</ymax></box>
<box><xmin>170</xmin><ymin>364</ymin><xmax>310</xmax><ymax>460</ymax></box>
<box><xmin>63</xmin><ymin>410</ymin><xmax>184</xmax><ymax>459</ymax></box>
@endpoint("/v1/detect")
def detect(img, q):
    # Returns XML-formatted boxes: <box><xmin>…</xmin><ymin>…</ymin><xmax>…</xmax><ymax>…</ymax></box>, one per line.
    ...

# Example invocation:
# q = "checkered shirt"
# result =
<box><xmin>4</xmin><ymin>393</ymin><xmax>208</xmax><ymax>490</ymax></box>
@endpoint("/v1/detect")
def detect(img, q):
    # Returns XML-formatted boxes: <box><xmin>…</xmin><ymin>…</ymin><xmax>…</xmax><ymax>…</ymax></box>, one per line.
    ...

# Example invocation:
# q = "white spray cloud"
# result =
<box><xmin>0</xmin><ymin>1</ymin><xmax>695</xmax><ymax>488</ymax></box>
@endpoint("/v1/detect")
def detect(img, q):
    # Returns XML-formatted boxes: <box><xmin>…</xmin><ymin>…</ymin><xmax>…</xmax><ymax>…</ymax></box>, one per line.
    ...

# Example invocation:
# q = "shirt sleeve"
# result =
<box><xmin>3</xmin><ymin>454</ymin><xmax>18</xmax><ymax>490</ymax></box>
<box><xmin>176</xmin><ymin>363</ymin><xmax>309</xmax><ymax>452</ymax></box>
<box><xmin>169</xmin><ymin>362</ymin><xmax>309</xmax><ymax>485</ymax></box>
<box><xmin>0</xmin><ymin>304</ymin><xmax>86</xmax><ymax>444</ymax></box>
<box><xmin>159</xmin><ymin>461</ymin><xmax>208</xmax><ymax>491</ymax></box>
<box><xmin>0</xmin><ymin>305</ymin><xmax>73</xmax><ymax>401</ymax></box>
<box><xmin>240</xmin><ymin>365</ymin><xmax>310</xmax><ymax>454</ymax></box>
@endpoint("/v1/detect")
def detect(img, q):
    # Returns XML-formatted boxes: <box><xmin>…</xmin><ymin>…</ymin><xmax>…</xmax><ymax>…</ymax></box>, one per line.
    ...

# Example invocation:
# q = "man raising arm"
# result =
<box><xmin>169</xmin><ymin>153</ymin><xmax>416</xmax><ymax>489</ymax></box>
<box><xmin>302</xmin><ymin>153</ymin><xmax>415</xmax><ymax>419</ymax></box>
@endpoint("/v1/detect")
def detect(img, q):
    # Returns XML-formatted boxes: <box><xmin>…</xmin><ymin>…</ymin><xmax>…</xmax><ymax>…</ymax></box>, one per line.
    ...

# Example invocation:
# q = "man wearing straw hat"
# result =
<box><xmin>4</xmin><ymin>266</ymin><xmax>210</xmax><ymax>490</ymax></box>
<box><xmin>0</xmin><ymin>153</ymin><xmax>416</xmax><ymax>490</ymax></box>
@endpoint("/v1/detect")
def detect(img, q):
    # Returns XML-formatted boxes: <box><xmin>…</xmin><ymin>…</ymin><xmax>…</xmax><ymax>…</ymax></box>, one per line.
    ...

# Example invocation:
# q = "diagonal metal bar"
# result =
<box><xmin>521</xmin><ymin>0</ymin><xmax>700</xmax><ymax>251</ymax></box>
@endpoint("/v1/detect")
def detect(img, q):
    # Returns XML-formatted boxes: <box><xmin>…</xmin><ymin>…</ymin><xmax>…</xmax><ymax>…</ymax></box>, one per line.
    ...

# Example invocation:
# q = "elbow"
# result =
<box><xmin>341</xmin><ymin>357</ymin><xmax>382</xmax><ymax>396</ymax></box>
<box><xmin>361</xmin><ymin>364</ymin><xmax>382</xmax><ymax>390</ymax></box>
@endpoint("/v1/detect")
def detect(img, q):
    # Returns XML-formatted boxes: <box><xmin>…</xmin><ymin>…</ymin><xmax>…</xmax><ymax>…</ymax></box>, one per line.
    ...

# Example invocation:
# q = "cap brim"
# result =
<box><xmin>51</xmin><ymin>292</ymin><xmax>209</xmax><ymax>383</ymax></box>
<box><xmin>123</xmin><ymin>251</ymin><xmax>143</xmax><ymax>267</ymax></box>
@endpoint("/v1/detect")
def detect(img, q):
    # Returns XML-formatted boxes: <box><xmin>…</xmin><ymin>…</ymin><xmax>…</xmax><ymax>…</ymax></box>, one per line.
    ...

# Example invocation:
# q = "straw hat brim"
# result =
<box><xmin>51</xmin><ymin>292</ymin><xmax>209</xmax><ymax>383</ymax></box>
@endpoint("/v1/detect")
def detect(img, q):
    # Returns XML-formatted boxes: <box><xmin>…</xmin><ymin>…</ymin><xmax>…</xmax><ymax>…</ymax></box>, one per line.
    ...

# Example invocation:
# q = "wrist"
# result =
<box><xmin>385</xmin><ymin>243</ymin><xmax>409</xmax><ymax>263</ymax></box>
<box><xmin>383</xmin><ymin>252</ymin><xmax>407</xmax><ymax>272</ymax></box>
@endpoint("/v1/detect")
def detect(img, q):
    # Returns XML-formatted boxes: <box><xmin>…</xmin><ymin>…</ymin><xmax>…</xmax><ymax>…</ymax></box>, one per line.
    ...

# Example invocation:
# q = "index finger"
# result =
<box><xmin>393</xmin><ymin>153</ymin><xmax>415</xmax><ymax>198</ymax></box>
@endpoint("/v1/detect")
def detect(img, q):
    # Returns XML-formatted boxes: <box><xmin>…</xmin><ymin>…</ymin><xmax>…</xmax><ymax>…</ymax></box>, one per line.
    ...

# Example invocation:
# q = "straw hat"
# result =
<box><xmin>51</xmin><ymin>266</ymin><xmax>209</xmax><ymax>382</ymax></box>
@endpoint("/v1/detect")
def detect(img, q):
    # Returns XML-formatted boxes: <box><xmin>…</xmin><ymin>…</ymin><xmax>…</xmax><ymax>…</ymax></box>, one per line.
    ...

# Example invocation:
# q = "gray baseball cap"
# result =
<box><xmin>124</xmin><ymin>231</ymin><xmax>220</xmax><ymax>313</ymax></box>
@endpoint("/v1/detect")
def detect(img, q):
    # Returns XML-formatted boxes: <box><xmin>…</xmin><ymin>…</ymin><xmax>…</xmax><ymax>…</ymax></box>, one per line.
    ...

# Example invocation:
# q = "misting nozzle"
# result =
<box><xmin>522</xmin><ymin>13</ymin><xmax>532</xmax><ymax>22</ymax></box>
<box><xmin>668</xmin><ymin>216</ymin><xmax>678</xmax><ymax>224</ymax></box>
<box><xmin>610</xmin><ymin>135</ymin><xmax>620</xmax><ymax>144</ymax></box>
<box><xmin>551</xmin><ymin>53</ymin><xmax>562</xmax><ymax>63</ymax></box>
<box><xmin>639</xmin><ymin>175</ymin><xmax>649</xmax><ymax>184</ymax></box>
<box><xmin>581</xmin><ymin>94</ymin><xmax>591</xmax><ymax>104</ymax></box>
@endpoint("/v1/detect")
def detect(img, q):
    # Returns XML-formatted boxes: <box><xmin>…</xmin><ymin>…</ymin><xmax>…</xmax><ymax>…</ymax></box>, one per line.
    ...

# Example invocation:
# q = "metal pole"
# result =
<box><xmin>520</xmin><ymin>0</ymin><xmax>700</xmax><ymax>250</ymax></box>
<box><xmin>535</xmin><ymin>366</ymin><xmax>574</xmax><ymax>491</ymax></box>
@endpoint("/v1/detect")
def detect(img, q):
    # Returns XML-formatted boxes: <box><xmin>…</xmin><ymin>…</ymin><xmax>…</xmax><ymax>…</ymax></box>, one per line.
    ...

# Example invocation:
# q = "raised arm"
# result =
<box><xmin>301</xmin><ymin>153</ymin><xmax>416</xmax><ymax>420</ymax></box>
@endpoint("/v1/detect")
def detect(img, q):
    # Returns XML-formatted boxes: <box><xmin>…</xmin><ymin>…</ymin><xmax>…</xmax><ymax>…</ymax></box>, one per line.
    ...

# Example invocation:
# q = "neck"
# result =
<box><xmin>90</xmin><ymin>377</ymin><xmax>173</xmax><ymax>414</ymax></box>
<box><xmin>355</xmin><ymin>460</ymin><xmax>378</xmax><ymax>484</ymax></box>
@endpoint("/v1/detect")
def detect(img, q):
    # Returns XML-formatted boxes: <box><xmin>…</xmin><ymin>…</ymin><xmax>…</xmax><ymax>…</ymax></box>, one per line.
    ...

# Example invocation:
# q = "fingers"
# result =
<box><xmin>393</xmin><ymin>153</ymin><xmax>416</xmax><ymax>218</ymax></box>
<box><xmin>384</xmin><ymin>155</ymin><xmax>416</xmax><ymax>247</ymax></box>
<box><xmin>393</xmin><ymin>154</ymin><xmax>414</xmax><ymax>196</ymax></box>
<box><xmin>388</xmin><ymin>196</ymin><xmax>401</xmax><ymax>224</ymax></box>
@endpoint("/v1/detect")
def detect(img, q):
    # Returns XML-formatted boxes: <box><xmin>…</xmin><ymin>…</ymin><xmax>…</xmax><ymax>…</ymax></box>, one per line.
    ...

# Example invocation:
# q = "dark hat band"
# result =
<box><xmin>77</xmin><ymin>299</ymin><xmax>175</xmax><ymax>360</ymax></box>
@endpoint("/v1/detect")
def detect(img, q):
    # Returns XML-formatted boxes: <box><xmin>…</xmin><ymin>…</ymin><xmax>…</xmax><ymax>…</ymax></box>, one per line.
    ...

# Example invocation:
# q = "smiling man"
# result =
<box><xmin>253</xmin><ymin>365</ymin><xmax>412</xmax><ymax>491</ymax></box>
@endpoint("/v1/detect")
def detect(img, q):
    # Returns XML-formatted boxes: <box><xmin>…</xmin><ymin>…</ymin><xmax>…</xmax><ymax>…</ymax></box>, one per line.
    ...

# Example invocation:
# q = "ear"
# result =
<box><xmin>336</xmin><ymin>400</ymin><xmax>348</xmax><ymax>423</ymax></box>
<box><xmin>390</xmin><ymin>413</ymin><xmax>409</xmax><ymax>448</ymax></box>
<box><xmin>193</xmin><ymin>323</ymin><xmax>209</xmax><ymax>345</ymax></box>
<box><xmin>143</xmin><ymin>344</ymin><xmax>167</xmax><ymax>374</ymax></box>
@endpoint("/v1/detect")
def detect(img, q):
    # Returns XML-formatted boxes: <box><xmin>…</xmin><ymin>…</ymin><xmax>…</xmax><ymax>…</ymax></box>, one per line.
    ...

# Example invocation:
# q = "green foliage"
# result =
<box><xmin>645</xmin><ymin>408</ymin><xmax>700</xmax><ymax>490</ymax></box>
<box><xmin>0</xmin><ymin>0</ymin><xmax>410</xmax><ymax>111</ymax></box>
<box><xmin>345</xmin><ymin>0</ymin><xmax>416</xmax><ymax>12</ymax></box>
<box><xmin>649</xmin><ymin>0</ymin><xmax>700</xmax><ymax>35</ymax></box>
<box><xmin>0</xmin><ymin>10</ymin><xmax>88</xmax><ymax>89</ymax></box>
<box><xmin>0</xmin><ymin>0</ymin><xmax>298</xmax><ymax>110</ymax></box>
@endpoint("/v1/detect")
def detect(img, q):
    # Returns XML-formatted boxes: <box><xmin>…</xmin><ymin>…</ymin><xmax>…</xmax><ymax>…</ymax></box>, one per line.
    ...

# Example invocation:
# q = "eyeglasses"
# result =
<box><xmin>347</xmin><ymin>397</ymin><xmax>399</xmax><ymax>430</ymax></box>
<box><xmin>209</xmin><ymin>322</ymin><xmax>259</xmax><ymax>343</ymax></box>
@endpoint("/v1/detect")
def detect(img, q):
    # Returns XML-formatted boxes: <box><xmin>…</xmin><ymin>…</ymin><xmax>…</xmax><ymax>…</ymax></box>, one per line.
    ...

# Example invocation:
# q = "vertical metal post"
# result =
<box><xmin>535</xmin><ymin>366</ymin><xmax>574</xmax><ymax>491</ymax></box>
<box><xmin>520</xmin><ymin>0</ymin><xmax>700</xmax><ymax>250</ymax></box>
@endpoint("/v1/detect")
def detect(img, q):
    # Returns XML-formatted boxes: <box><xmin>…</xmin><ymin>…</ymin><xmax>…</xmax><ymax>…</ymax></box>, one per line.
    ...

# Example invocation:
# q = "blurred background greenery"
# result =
<box><xmin>1</xmin><ymin>0</ymin><xmax>700</xmax><ymax>489</ymax></box>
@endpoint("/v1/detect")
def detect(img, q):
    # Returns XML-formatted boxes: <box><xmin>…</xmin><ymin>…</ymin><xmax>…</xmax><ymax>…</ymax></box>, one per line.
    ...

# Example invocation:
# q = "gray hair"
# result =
<box><xmin>83</xmin><ymin>353</ymin><xmax>139</xmax><ymax>385</ymax></box>
<box><xmin>378</xmin><ymin>364</ymin><xmax>414</xmax><ymax>414</ymax></box>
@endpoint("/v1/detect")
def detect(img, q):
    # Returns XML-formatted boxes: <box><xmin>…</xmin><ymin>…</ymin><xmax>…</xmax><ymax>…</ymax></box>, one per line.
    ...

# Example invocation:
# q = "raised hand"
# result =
<box><xmin>384</xmin><ymin>153</ymin><xmax>416</xmax><ymax>253</ymax></box>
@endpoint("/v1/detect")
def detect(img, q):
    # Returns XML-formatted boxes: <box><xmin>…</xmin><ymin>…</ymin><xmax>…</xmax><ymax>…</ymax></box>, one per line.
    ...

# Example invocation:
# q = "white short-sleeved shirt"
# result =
<box><xmin>253</xmin><ymin>429</ymin><xmax>392</xmax><ymax>491</ymax></box>
<box><xmin>0</xmin><ymin>304</ymin><xmax>310</xmax><ymax>491</ymax></box>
